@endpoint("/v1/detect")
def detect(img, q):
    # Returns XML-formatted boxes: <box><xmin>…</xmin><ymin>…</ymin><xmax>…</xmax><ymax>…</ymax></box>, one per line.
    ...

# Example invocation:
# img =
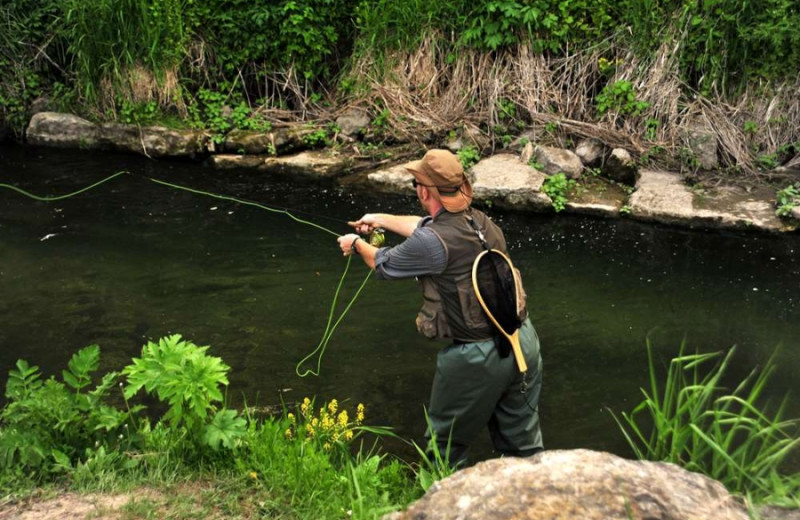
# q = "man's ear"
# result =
<box><xmin>420</xmin><ymin>186</ymin><xmax>431</xmax><ymax>201</ymax></box>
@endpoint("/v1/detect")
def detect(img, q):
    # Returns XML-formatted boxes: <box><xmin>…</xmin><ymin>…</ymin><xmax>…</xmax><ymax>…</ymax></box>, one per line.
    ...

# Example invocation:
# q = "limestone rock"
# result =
<box><xmin>575</xmin><ymin>138</ymin><xmax>605</xmax><ymax>167</ymax></box>
<box><xmin>446</xmin><ymin>125</ymin><xmax>489</xmax><ymax>152</ymax></box>
<box><xmin>384</xmin><ymin>450</ymin><xmax>749</xmax><ymax>520</ymax></box>
<box><xmin>30</xmin><ymin>97</ymin><xmax>52</xmax><ymax>115</ymax></box>
<box><xmin>510</xmin><ymin>130</ymin><xmax>537</xmax><ymax>151</ymax></box>
<box><xmin>684</xmin><ymin>117</ymin><xmax>719</xmax><ymax>170</ymax></box>
<box><xmin>336</xmin><ymin>108</ymin><xmax>371</xmax><ymax>137</ymax></box>
<box><xmin>533</xmin><ymin>145</ymin><xmax>583</xmax><ymax>179</ymax></box>
<box><xmin>224</xmin><ymin>125</ymin><xmax>318</xmax><ymax>155</ymax></box>
<box><xmin>26</xmin><ymin>112</ymin><xmax>102</xmax><ymax>148</ymax></box>
<box><xmin>792</xmin><ymin>205</ymin><xmax>800</xmax><ymax>221</ymax></box>
<box><xmin>605</xmin><ymin>148</ymin><xmax>638</xmax><ymax>186</ymax></box>
<box><xmin>629</xmin><ymin>170</ymin><xmax>786</xmax><ymax>231</ymax></box>
<box><xmin>209</xmin><ymin>154</ymin><xmax>268</xmax><ymax>170</ymax></box>
<box><xmin>470</xmin><ymin>154</ymin><xmax>551</xmax><ymax>210</ymax></box>
<box><xmin>367</xmin><ymin>164</ymin><xmax>416</xmax><ymax>195</ymax></box>
<box><xmin>519</xmin><ymin>142</ymin><xmax>535</xmax><ymax>165</ymax></box>
<box><xmin>223</xmin><ymin>130</ymin><xmax>275</xmax><ymax>155</ymax></box>
<box><xmin>259</xmin><ymin>150</ymin><xmax>351</xmax><ymax>178</ymax></box>
<box><xmin>99</xmin><ymin>123</ymin><xmax>206</xmax><ymax>158</ymax></box>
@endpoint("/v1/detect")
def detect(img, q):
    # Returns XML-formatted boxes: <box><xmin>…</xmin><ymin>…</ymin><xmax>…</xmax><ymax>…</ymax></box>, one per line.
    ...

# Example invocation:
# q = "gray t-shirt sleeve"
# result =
<box><xmin>374</xmin><ymin>226</ymin><xmax>447</xmax><ymax>280</ymax></box>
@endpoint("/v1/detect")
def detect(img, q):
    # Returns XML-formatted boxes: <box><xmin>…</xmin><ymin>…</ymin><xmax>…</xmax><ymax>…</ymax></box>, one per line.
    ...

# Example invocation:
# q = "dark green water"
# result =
<box><xmin>1</xmin><ymin>144</ymin><xmax>799</xmax><ymax>463</ymax></box>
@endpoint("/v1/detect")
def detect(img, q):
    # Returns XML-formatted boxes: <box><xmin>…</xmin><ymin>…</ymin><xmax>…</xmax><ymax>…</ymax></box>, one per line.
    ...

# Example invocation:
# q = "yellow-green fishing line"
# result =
<box><xmin>1</xmin><ymin>170</ymin><xmax>372</xmax><ymax>377</ymax></box>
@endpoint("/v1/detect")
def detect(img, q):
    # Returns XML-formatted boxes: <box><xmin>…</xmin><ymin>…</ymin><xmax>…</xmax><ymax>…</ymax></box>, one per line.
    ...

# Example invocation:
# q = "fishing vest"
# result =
<box><xmin>415</xmin><ymin>209</ymin><xmax>528</xmax><ymax>342</ymax></box>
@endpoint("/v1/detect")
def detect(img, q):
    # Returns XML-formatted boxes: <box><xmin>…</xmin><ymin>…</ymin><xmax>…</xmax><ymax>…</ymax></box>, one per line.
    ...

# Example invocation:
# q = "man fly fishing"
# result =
<box><xmin>337</xmin><ymin>149</ymin><xmax>543</xmax><ymax>466</ymax></box>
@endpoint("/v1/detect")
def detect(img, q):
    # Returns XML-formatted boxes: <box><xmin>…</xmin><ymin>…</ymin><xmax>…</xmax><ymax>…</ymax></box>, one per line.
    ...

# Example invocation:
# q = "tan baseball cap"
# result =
<box><xmin>405</xmin><ymin>149</ymin><xmax>473</xmax><ymax>213</ymax></box>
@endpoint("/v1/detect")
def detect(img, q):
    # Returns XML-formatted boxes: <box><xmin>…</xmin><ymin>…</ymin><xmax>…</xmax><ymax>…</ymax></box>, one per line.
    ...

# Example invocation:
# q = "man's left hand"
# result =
<box><xmin>337</xmin><ymin>233</ymin><xmax>360</xmax><ymax>256</ymax></box>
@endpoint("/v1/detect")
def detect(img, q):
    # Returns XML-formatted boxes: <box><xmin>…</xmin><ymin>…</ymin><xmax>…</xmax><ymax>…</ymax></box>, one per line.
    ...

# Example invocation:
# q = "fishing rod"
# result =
<box><xmin>0</xmin><ymin>170</ymin><xmax>376</xmax><ymax>377</ymax></box>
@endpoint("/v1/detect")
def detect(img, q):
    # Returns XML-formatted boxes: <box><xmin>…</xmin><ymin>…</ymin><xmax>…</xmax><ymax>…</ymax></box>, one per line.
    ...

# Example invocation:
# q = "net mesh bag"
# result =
<box><xmin>473</xmin><ymin>250</ymin><xmax>522</xmax><ymax>358</ymax></box>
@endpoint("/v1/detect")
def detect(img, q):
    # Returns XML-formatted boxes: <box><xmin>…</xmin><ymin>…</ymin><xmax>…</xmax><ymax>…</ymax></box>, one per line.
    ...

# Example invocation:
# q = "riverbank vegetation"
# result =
<box><xmin>1</xmin><ymin>335</ymin><xmax>798</xmax><ymax>517</ymax></box>
<box><xmin>611</xmin><ymin>344</ymin><xmax>800</xmax><ymax>508</ymax></box>
<box><xmin>1</xmin><ymin>0</ymin><xmax>798</xmax><ymax>180</ymax></box>
<box><xmin>0</xmin><ymin>335</ymin><xmax>423</xmax><ymax>518</ymax></box>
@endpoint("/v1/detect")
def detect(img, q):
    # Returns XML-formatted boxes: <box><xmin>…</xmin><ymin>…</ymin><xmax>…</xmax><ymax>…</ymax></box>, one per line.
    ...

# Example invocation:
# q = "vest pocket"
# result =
<box><xmin>416</xmin><ymin>278</ymin><xmax>452</xmax><ymax>339</ymax></box>
<box><xmin>455</xmin><ymin>272</ymin><xmax>489</xmax><ymax>330</ymax></box>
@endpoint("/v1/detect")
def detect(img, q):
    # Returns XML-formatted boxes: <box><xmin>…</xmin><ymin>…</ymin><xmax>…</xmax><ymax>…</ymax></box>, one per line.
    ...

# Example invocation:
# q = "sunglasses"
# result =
<box><xmin>411</xmin><ymin>178</ymin><xmax>462</xmax><ymax>194</ymax></box>
<box><xmin>411</xmin><ymin>179</ymin><xmax>434</xmax><ymax>189</ymax></box>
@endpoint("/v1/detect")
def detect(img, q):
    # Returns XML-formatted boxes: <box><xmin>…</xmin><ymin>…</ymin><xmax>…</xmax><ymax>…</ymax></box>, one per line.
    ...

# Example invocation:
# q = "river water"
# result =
<box><xmin>1</xmin><ymin>143</ymin><xmax>799</xmax><ymax>462</ymax></box>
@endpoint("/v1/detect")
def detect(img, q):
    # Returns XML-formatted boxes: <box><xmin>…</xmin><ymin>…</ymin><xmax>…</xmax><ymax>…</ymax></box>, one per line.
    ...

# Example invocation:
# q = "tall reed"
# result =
<box><xmin>62</xmin><ymin>0</ymin><xmax>185</xmax><ymax>105</ymax></box>
<box><xmin>610</xmin><ymin>342</ymin><xmax>800</xmax><ymax>505</ymax></box>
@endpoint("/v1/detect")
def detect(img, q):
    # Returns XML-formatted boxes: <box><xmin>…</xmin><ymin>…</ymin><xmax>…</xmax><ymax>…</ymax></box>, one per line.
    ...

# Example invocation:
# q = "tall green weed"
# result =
<box><xmin>63</xmin><ymin>0</ymin><xmax>186</xmax><ymax>102</ymax></box>
<box><xmin>610</xmin><ymin>343</ymin><xmax>800</xmax><ymax>506</ymax></box>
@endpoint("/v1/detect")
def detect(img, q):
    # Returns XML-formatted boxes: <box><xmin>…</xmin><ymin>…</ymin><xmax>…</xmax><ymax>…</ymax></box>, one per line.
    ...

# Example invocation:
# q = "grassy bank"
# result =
<box><xmin>1</xmin><ymin>334</ymin><xmax>798</xmax><ymax>518</ymax></box>
<box><xmin>0</xmin><ymin>335</ymin><xmax>447</xmax><ymax>519</ymax></box>
<box><xmin>1</xmin><ymin>0</ymin><xmax>798</xmax><ymax>180</ymax></box>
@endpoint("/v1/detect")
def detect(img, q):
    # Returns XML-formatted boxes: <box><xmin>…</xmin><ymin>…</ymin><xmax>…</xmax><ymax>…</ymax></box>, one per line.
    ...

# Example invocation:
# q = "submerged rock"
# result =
<box><xmin>384</xmin><ymin>449</ymin><xmax>749</xmax><ymax>520</ymax></box>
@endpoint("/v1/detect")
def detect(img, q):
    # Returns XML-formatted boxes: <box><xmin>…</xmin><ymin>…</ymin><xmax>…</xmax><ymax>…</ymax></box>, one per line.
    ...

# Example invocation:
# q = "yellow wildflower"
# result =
<box><xmin>356</xmin><ymin>404</ymin><xmax>365</xmax><ymax>424</ymax></box>
<box><xmin>345</xmin><ymin>430</ymin><xmax>354</xmax><ymax>441</ymax></box>
<box><xmin>306</xmin><ymin>423</ymin><xmax>315</xmax><ymax>437</ymax></box>
<box><xmin>249</xmin><ymin>471</ymin><xmax>258</xmax><ymax>480</ymax></box>
<box><xmin>287</xmin><ymin>412</ymin><xmax>296</xmax><ymax>424</ymax></box>
<box><xmin>327</xmin><ymin>399</ymin><xmax>338</xmax><ymax>415</ymax></box>
<box><xmin>337</xmin><ymin>410</ymin><xmax>349</xmax><ymax>427</ymax></box>
<box><xmin>284</xmin><ymin>428</ymin><xmax>293</xmax><ymax>440</ymax></box>
<box><xmin>300</xmin><ymin>397</ymin><xmax>311</xmax><ymax>417</ymax></box>
<box><xmin>323</xmin><ymin>442</ymin><xmax>331</xmax><ymax>451</ymax></box>
<box><xmin>322</xmin><ymin>414</ymin><xmax>334</xmax><ymax>432</ymax></box>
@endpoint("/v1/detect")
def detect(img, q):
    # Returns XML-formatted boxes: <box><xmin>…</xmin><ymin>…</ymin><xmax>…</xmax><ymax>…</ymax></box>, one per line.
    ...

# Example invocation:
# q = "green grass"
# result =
<box><xmin>610</xmin><ymin>342</ymin><xmax>800</xmax><ymax>507</ymax></box>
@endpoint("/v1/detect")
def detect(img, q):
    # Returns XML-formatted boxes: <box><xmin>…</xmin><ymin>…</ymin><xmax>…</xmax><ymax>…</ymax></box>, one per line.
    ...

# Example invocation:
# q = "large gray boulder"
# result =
<box><xmin>99</xmin><ymin>123</ymin><xmax>206</xmax><ymax>158</ymax></box>
<box><xmin>384</xmin><ymin>450</ymin><xmax>749</xmax><ymax>520</ymax></box>
<box><xmin>470</xmin><ymin>154</ymin><xmax>551</xmax><ymax>210</ymax></box>
<box><xmin>26</xmin><ymin>112</ymin><xmax>102</xmax><ymax>148</ymax></box>
<box><xmin>533</xmin><ymin>145</ymin><xmax>583</xmax><ymax>179</ymax></box>
<box><xmin>26</xmin><ymin>112</ymin><xmax>207</xmax><ymax>157</ymax></box>
<box><xmin>336</xmin><ymin>108</ymin><xmax>371</xmax><ymax>137</ymax></box>
<box><xmin>629</xmin><ymin>170</ymin><xmax>786</xmax><ymax>231</ymax></box>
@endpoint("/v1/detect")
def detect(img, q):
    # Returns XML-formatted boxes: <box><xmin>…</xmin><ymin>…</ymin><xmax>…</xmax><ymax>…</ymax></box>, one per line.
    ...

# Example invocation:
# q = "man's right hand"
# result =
<box><xmin>348</xmin><ymin>214</ymin><xmax>380</xmax><ymax>235</ymax></box>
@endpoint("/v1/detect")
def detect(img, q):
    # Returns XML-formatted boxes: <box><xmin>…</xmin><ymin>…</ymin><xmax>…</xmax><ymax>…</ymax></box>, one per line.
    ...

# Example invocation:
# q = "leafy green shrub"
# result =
<box><xmin>542</xmin><ymin>173</ymin><xmax>576</xmax><ymax>212</ymax></box>
<box><xmin>775</xmin><ymin>183</ymin><xmax>799</xmax><ymax>218</ymax></box>
<box><xmin>610</xmin><ymin>343</ymin><xmax>800</xmax><ymax>505</ymax></box>
<box><xmin>0</xmin><ymin>346</ymin><xmax>133</xmax><ymax>477</ymax></box>
<box><xmin>123</xmin><ymin>334</ymin><xmax>247</xmax><ymax>451</ymax></box>
<box><xmin>457</xmin><ymin>145</ymin><xmax>481</xmax><ymax>170</ymax></box>
<box><xmin>595</xmin><ymin>80</ymin><xmax>650</xmax><ymax>117</ymax></box>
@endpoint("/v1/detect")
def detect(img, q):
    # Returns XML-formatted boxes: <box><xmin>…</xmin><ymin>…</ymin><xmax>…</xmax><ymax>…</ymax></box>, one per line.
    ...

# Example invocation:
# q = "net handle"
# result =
<box><xmin>471</xmin><ymin>249</ymin><xmax>528</xmax><ymax>373</ymax></box>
